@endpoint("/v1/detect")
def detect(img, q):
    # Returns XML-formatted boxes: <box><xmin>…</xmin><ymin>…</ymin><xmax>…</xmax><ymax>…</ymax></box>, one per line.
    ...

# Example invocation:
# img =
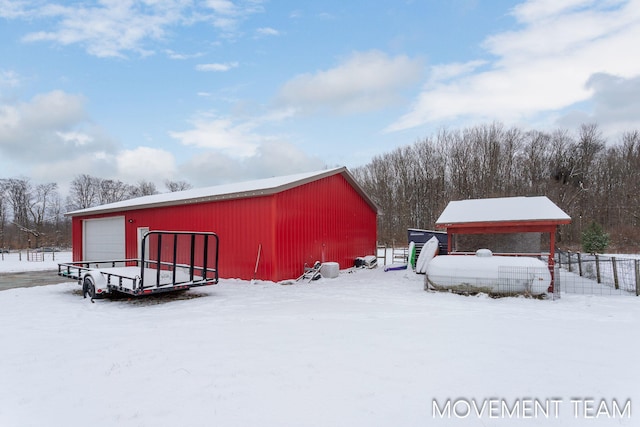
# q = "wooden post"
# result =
<box><xmin>595</xmin><ymin>254</ymin><xmax>601</xmax><ymax>284</ymax></box>
<box><xmin>577</xmin><ymin>252</ymin><xmax>583</xmax><ymax>276</ymax></box>
<box><xmin>567</xmin><ymin>250</ymin><xmax>572</xmax><ymax>272</ymax></box>
<box><xmin>612</xmin><ymin>257</ymin><xmax>619</xmax><ymax>290</ymax></box>
<box><xmin>548</xmin><ymin>231</ymin><xmax>556</xmax><ymax>294</ymax></box>
<box><xmin>635</xmin><ymin>260</ymin><xmax>639</xmax><ymax>297</ymax></box>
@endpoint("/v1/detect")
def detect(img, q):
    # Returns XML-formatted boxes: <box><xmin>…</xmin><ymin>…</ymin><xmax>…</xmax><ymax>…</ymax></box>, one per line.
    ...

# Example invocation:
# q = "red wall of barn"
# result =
<box><xmin>72</xmin><ymin>196</ymin><xmax>275</xmax><ymax>280</ymax></box>
<box><xmin>273</xmin><ymin>174</ymin><xmax>377</xmax><ymax>280</ymax></box>
<box><xmin>71</xmin><ymin>173</ymin><xmax>377</xmax><ymax>282</ymax></box>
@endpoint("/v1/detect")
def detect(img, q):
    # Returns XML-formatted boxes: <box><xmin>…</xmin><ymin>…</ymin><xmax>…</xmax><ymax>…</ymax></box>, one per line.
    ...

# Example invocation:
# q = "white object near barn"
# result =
<box><xmin>425</xmin><ymin>249</ymin><xmax>551</xmax><ymax>295</ymax></box>
<box><xmin>320</xmin><ymin>262</ymin><xmax>340</xmax><ymax>279</ymax></box>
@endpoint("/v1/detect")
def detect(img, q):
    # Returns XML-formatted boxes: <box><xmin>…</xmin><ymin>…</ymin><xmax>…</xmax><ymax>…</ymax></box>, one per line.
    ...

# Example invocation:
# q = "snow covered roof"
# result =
<box><xmin>436</xmin><ymin>196</ymin><xmax>571</xmax><ymax>226</ymax></box>
<box><xmin>66</xmin><ymin>167</ymin><xmax>377</xmax><ymax>216</ymax></box>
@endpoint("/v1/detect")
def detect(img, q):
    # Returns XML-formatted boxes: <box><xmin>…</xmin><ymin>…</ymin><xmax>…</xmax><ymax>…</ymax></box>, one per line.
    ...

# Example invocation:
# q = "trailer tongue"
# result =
<box><xmin>58</xmin><ymin>231</ymin><xmax>219</xmax><ymax>300</ymax></box>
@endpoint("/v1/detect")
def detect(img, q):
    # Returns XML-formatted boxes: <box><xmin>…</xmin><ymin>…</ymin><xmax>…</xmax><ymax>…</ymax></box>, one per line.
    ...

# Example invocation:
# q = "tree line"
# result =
<box><xmin>0</xmin><ymin>176</ymin><xmax>191</xmax><ymax>250</ymax></box>
<box><xmin>2</xmin><ymin>122</ymin><xmax>638</xmax><ymax>252</ymax></box>
<box><xmin>352</xmin><ymin>122</ymin><xmax>640</xmax><ymax>251</ymax></box>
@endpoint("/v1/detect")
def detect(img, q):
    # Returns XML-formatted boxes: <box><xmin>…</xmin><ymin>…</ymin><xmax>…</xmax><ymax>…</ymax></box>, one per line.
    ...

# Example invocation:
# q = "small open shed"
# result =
<box><xmin>435</xmin><ymin>196</ymin><xmax>571</xmax><ymax>291</ymax></box>
<box><xmin>66</xmin><ymin>167</ymin><xmax>377</xmax><ymax>282</ymax></box>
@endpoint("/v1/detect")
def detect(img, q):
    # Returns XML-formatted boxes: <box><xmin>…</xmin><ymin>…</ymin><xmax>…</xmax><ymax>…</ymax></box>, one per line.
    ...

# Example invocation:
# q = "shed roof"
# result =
<box><xmin>66</xmin><ymin>167</ymin><xmax>377</xmax><ymax>217</ymax></box>
<box><xmin>435</xmin><ymin>196</ymin><xmax>571</xmax><ymax>227</ymax></box>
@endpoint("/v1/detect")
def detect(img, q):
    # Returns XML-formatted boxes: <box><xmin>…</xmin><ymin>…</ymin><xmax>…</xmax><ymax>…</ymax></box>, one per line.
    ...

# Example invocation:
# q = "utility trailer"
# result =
<box><xmin>58</xmin><ymin>231</ymin><xmax>219</xmax><ymax>300</ymax></box>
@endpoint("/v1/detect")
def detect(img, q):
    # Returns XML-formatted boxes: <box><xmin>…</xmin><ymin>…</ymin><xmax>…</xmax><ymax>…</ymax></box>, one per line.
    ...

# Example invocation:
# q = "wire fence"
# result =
<box><xmin>555</xmin><ymin>250</ymin><xmax>640</xmax><ymax>296</ymax></box>
<box><xmin>375</xmin><ymin>246</ymin><xmax>640</xmax><ymax>297</ymax></box>
<box><xmin>425</xmin><ymin>263</ymin><xmax>557</xmax><ymax>299</ymax></box>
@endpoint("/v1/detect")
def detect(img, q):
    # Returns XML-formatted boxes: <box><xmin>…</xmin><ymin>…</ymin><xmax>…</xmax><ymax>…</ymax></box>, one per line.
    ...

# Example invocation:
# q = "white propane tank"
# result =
<box><xmin>425</xmin><ymin>249</ymin><xmax>550</xmax><ymax>295</ymax></box>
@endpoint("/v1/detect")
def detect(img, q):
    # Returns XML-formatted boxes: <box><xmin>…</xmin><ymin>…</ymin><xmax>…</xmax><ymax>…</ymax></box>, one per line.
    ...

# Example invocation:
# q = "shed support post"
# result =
<box><xmin>548</xmin><ymin>231</ymin><xmax>556</xmax><ymax>294</ymax></box>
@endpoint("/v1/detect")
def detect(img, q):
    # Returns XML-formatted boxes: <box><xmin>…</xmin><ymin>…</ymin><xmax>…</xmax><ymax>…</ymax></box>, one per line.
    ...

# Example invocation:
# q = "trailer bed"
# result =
<box><xmin>58</xmin><ymin>231</ymin><xmax>219</xmax><ymax>298</ymax></box>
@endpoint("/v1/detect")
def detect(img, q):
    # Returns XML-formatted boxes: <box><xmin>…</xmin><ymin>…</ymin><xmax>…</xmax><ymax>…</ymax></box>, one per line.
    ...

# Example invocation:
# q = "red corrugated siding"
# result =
<box><xmin>71</xmin><ymin>173</ymin><xmax>377</xmax><ymax>282</ymax></box>
<box><xmin>274</xmin><ymin>174</ymin><xmax>377</xmax><ymax>280</ymax></box>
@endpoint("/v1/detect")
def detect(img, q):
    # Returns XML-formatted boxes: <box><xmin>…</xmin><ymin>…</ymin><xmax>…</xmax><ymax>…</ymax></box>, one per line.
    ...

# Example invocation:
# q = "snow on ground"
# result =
<box><xmin>0</xmin><ymin>251</ymin><xmax>72</xmax><ymax>272</ymax></box>
<box><xmin>0</xmin><ymin>266</ymin><xmax>638</xmax><ymax>427</ymax></box>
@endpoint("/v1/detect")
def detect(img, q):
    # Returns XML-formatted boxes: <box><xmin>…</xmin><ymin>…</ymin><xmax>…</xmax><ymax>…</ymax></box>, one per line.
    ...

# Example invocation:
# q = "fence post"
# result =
<box><xmin>577</xmin><ymin>252</ymin><xmax>583</xmax><ymax>276</ymax></box>
<box><xmin>595</xmin><ymin>254</ymin><xmax>601</xmax><ymax>284</ymax></box>
<box><xmin>635</xmin><ymin>260</ymin><xmax>639</xmax><ymax>297</ymax></box>
<box><xmin>612</xmin><ymin>257</ymin><xmax>619</xmax><ymax>290</ymax></box>
<box><xmin>567</xmin><ymin>250</ymin><xmax>572</xmax><ymax>272</ymax></box>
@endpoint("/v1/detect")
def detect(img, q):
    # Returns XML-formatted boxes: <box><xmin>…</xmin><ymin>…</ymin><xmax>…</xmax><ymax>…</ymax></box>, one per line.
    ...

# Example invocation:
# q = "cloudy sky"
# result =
<box><xmin>2</xmin><ymin>0</ymin><xmax>640</xmax><ymax>192</ymax></box>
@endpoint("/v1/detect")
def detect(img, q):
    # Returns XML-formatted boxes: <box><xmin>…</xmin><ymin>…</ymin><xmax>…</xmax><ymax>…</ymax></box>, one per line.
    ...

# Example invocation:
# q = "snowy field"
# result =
<box><xmin>1</xmin><ymin>258</ymin><xmax>639</xmax><ymax>427</ymax></box>
<box><xmin>0</xmin><ymin>251</ymin><xmax>72</xmax><ymax>272</ymax></box>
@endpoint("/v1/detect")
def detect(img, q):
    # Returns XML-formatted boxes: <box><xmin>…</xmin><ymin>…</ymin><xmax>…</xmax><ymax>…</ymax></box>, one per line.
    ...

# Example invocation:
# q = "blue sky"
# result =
<box><xmin>2</xmin><ymin>0</ymin><xmax>640</xmax><ymax>193</ymax></box>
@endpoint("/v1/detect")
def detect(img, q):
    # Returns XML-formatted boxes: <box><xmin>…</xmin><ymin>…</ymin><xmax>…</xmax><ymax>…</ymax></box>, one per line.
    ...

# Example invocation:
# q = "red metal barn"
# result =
<box><xmin>66</xmin><ymin>167</ymin><xmax>378</xmax><ymax>282</ymax></box>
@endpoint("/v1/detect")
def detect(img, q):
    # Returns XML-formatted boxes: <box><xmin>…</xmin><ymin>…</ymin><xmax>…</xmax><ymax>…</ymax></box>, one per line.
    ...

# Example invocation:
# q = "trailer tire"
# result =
<box><xmin>83</xmin><ymin>276</ymin><xmax>96</xmax><ymax>300</ymax></box>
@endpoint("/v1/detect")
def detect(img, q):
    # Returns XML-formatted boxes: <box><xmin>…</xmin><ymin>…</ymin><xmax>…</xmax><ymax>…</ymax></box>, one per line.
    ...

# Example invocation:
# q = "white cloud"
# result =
<box><xmin>387</xmin><ymin>0</ymin><xmax>640</xmax><ymax>132</ymax></box>
<box><xmin>0</xmin><ymin>70</ymin><xmax>20</xmax><ymax>88</ymax></box>
<box><xmin>0</xmin><ymin>90</ymin><xmax>90</xmax><ymax>159</ymax></box>
<box><xmin>7</xmin><ymin>0</ymin><xmax>264</xmax><ymax>58</ymax></box>
<box><xmin>256</xmin><ymin>27</ymin><xmax>279</xmax><ymax>36</ymax></box>
<box><xmin>277</xmin><ymin>50</ymin><xmax>424</xmax><ymax>114</ymax></box>
<box><xmin>116</xmin><ymin>146</ymin><xmax>178</xmax><ymax>184</ymax></box>
<box><xmin>56</xmin><ymin>131</ymin><xmax>93</xmax><ymax>147</ymax></box>
<box><xmin>205</xmin><ymin>0</ymin><xmax>238</xmax><ymax>16</ymax></box>
<box><xmin>178</xmin><ymin>141</ymin><xmax>324</xmax><ymax>187</ymax></box>
<box><xmin>169</xmin><ymin>114</ymin><xmax>260</xmax><ymax>157</ymax></box>
<box><xmin>0</xmin><ymin>0</ymin><xmax>29</xmax><ymax>19</ymax></box>
<box><xmin>0</xmin><ymin>89</ymin><xmax>148</xmax><ymax>190</ymax></box>
<box><xmin>556</xmin><ymin>73</ymin><xmax>640</xmax><ymax>136</ymax></box>
<box><xmin>20</xmin><ymin>2</ymin><xmax>175</xmax><ymax>58</ymax></box>
<box><xmin>165</xmin><ymin>50</ymin><xmax>204</xmax><ymax>60</ymax></box>
<box><xmin>196</xmin><ymin>62</ymin><xmax>239</xmax><ymax>72</ymax></box>
<box><xmin>428</xmin><ymin>61</ymin><xmax>487</xmax><ymax>83</ymax></box>
<box><xmin>169</xmin><ymin>105</ymin><xmax>323</xmax><ymax>187</ymax></box>
<box><xmin>203</xmin><ymin>0</ymin><xmax>265</xmax><ymax>32</ymax></box>
<box><xmin>510</xmin><ymin>0</ymin><xmax>598</xmax><ymax>22</ymax></box>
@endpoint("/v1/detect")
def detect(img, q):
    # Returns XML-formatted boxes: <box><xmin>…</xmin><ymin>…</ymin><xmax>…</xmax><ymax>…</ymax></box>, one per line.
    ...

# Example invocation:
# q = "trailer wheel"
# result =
<box><xmin>83</xmin><ymin>276</ymin><xmax>96</xmax><ymax>300</ymax></box>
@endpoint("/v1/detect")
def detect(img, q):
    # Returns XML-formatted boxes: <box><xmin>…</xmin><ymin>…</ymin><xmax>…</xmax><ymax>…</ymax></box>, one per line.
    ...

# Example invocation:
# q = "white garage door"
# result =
<box><xmin>83</xmin><ymin>216</ymin><xmax>126</xmax><ymax>261</ymax></box>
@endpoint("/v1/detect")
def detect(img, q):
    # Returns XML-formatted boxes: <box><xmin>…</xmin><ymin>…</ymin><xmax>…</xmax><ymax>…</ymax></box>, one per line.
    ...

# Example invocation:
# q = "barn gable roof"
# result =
<box><xmin>66</xmin><ymin>167</ymin><xmax>377</xmax><ymax>217</ymax></box>
<box><xmin>436</xmin><ymin>196</ymin><xmax>571</xmax><ymax>227</ymax></box>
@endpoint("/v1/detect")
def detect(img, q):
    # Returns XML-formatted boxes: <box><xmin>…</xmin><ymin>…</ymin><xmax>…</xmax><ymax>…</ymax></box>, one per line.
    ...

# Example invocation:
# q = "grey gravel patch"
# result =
<box><xmin>0</xmin><ymin>270</ymin><xmax>70</xmax><ymax>291</ymax></box>
<box><xmin>70</xmin><ymin>287</ymin><xmax>209</xmax><ymax>305</ymax></box>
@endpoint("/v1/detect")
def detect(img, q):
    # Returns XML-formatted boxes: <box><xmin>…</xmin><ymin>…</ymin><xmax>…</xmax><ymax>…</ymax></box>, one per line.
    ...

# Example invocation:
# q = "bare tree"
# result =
<box><xmin>98</xmin><ymin>179</ymin><xmax>131</xmax><ymax>204</ymax></box>
<box><xmin>129</xmin><ymin>180</ymin><xmax>158</xmax><ymax>198</ymax></box>
<box><xmin>28</xmin><ymin>183</ymin><xmax>59</xmax><ymax>247</ymax></box>
<box><xmin>0</xmin><ymin>180</ymin><xmax>7</xmax><ymax>249</ymax></box>
<box><xmin>165</xmin><ymin>180</ymin><xmax>192</xmax><ymax>192</ymax></box>
<box><xmin>4</xmin><ymin>177</ymin><xmax>32</xmax><ymax>231</ymax></box>
<box><xmin>520</xmin><ymin>130</ymin><xmax>551</xmax><ymax>195</ymax></box>
<box><xmin>67</xmin><ymin>174</ymin><xmax>98</xmax><ymax>210</ymax></box>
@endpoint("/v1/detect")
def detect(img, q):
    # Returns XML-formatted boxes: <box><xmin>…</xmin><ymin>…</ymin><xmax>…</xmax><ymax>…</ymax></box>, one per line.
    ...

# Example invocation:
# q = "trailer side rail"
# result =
<box><xmin>58</xmin><ymin>259</ymin><xmax>143</xmax><ymax>291</ymax></box>
<box><xmin>139</xmin><ymin>231</ymin><xmax>219</xmax><ymax>292</ymax></box>
<box><xmin>58</xmin><ymin>231</ymin><xmax>220</xmax><ymax>296</ymax></box>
